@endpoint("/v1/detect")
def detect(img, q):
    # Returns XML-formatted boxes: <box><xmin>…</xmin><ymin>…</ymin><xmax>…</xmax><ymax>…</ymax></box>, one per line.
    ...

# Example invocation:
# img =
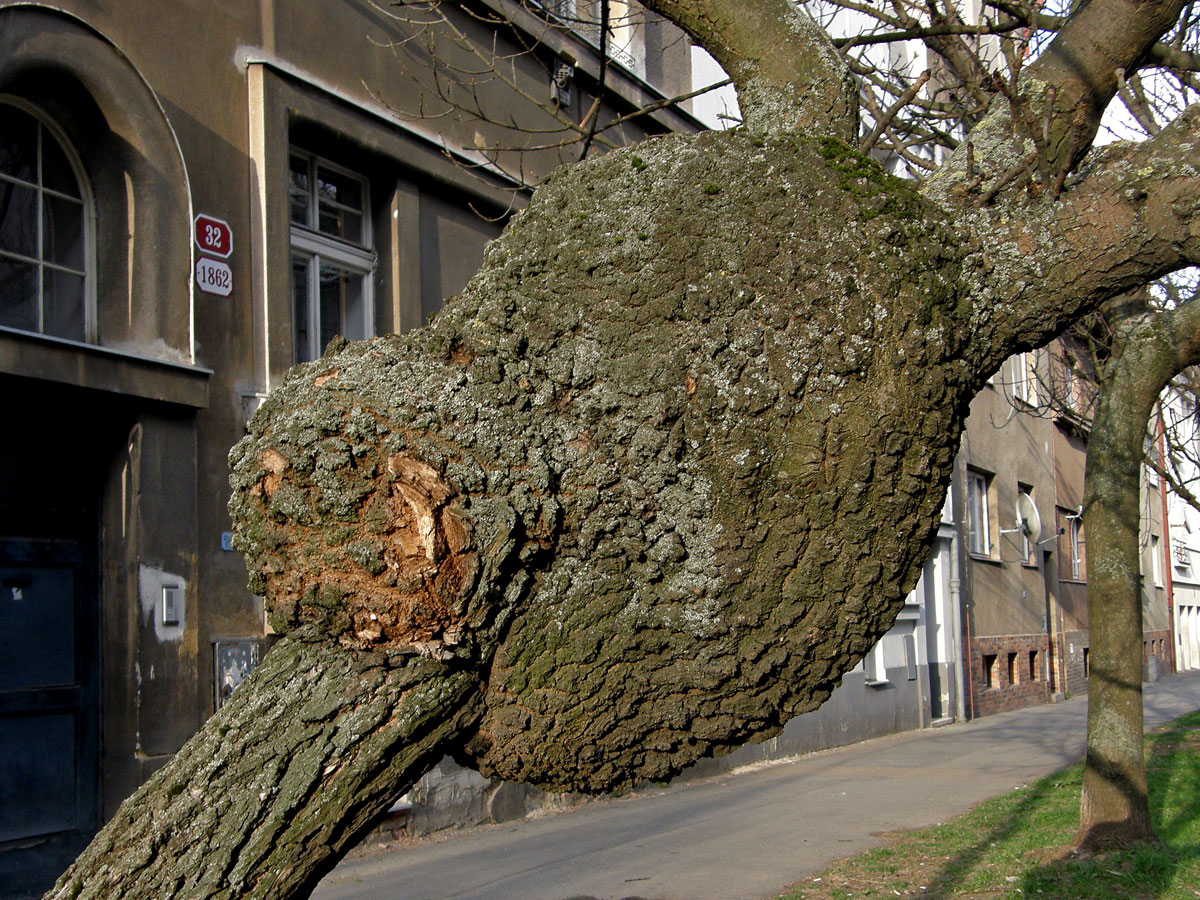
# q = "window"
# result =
<box><xmin>1005</xmin><ymin>351</ymin><xmax>1036</xmax><ymax>406</ymax></box>
<box><xmin>533</xmin><ymin>0</ymin><xmax>646</xmax><ymax>77</ymax></box>
<box><xmin>940</xmin><ymin>485</ymin><xmax>954</xmax><ymax>526</ymax></box>
<box><xmin>1152</xmin><ymin>535</ymin><xmax>1164</xmax><ymax>588</ymax></box>
<box><xmin>0</xmin><ymin>102</ymin><xmax>90</xmax><ymax>343</ymax></box>
<box><xmin>1145</xmin><ymin>431</ymin><xmax>1161</xmax><ymax>489</ymax></box>
<box><xmin>1057</xmin><ymin>507</ymin><xmax>1085</xmax><ymax>582</ymax></box>
<box><xmin>982</xmin><ymin>653</ymin><xmax>998</xmax><ymax>689</ymax></box>
<box><xmin>1017</xmin><ymin>484</ymin><xmax>1035</xmax><ymax>564</ymax></box>
<box><xmin>534</xmin><ymin>0</ymin><xmax>577</xmax><ymax>19</ymax></box>
<box><xmin>1173</xmin><ymin>538</ymin><xmax>1190</xmax><ymax>570</ymax></box>
<box><xmin>863</xmin><ymin>642</ymin><xmax>886</xmax><ymax>685</ymax></box>
<box><xmin>1007</xmin><ymin>652</ymin><xmax>1019</xmax><ymax>685</ymax></box>
<box><xmin>288</xmin><ymin>148</ymin><xmax>374</xmax><ymax>364</ymax></box>
<box><xmin>1028</xmin><ymin>650</ymin><xmax>1040</xmax><ymax>682</ymax></box>
<box><xmin>1056</xmin><ymin>349</ymin><xmax>1096</xmax><ymax>419</ymax></box>
<box><xmin>606</xmin><ymin>0</ymin><xmax>647</xmax><ymax>77</ymax></box>
<box><xmin>967</xmin><ymin>469</ymin><xmax>991</xmax><ymax>557</ymax></box>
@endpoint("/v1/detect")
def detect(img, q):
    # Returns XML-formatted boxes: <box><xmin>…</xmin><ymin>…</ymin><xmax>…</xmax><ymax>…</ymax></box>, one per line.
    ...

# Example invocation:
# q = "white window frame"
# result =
<box><xmin>1152</xmin><ymin>535</ymin><xmax>1164</xmax><ymax>588</ymax></box>
<box><xmin>1009</xmin><ymin>351</ymin><xmax>1036</xmax><ymax>406</ymax></box>
<box><xmin>0</xmin><ymin>96</ymin><xmax>96</xmax><ymax>342</ymax></box>
<box><xmin>862</xmin><ymin>641</ymin><xmax>887</xmax><ymax>686</ymax></box>
<box><xmin>1068</xmin><ymin>515</ymin><xmax>1084</xmax><ymax>581</ymax></box>
<box><xmin>288</xmin><ymin>148</ymin><xmax>375</xmax><ymax>364</ymax></box>
<box><xmin>967</xmin><ymin>469</ymin><xmax>991</xmax><ymax>557</ymax></box>
<box><xmin>1018</xmin><ymin>484</ymin><xmax>1035</xmax><ymax>564</ymax></box>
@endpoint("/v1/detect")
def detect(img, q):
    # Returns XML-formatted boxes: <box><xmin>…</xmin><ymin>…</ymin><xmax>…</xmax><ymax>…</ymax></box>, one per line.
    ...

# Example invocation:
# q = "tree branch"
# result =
<box><xmin>49</xmin><ymin>631</ymin><xmax>484</xmax><ymax>900</ymax></box>
<box><xmin>639</xmin><ymin>0</ymin><xmax>858</xmax><ymax>139</ymax></box>
<box><xmin>961</xmin><ymin>106</ymin><xmax>1200</xmax><ymax>376</ymax></box>
<box><xmin>1025</xmin><ymin>0</ymin><xmax>1189</xmax><ymax>171</ymax></box>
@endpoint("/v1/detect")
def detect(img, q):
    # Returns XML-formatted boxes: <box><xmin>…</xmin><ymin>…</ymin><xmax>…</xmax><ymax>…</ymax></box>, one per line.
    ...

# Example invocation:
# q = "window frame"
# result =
<box><xmin>862</xmin><ymin>640</ymin><xmax>888</xmax><ymax>686</ymax></box>
<box><xmin>287</xmin><ymin>147</ymin><xmax>375</xmax><ymax>364</ymax></box>
<box><xmin>1017</xmin><ymin>483</ymin><xmax>1036</xmax><ymax>565</ymax></box>
<box><xmin>1057</xmin><ymin>506</ymin><xmax>1086</xmax><ymax>583</ymax></box>
<box><xmin>966</xmin><ymin>469</ymin><xmax>992</xmax><ymax>558</ymax></box>
<box><xmin>1152</xmin><ymin>534</ymin><xmax>1164</xmax><ymax>588</ymax></box>
<box><xmin>1008</xmin><ymin>351</ymin><xmax>1037</xmax><ymax>406</ymax></box>
<box><xmin>0</xmin><ymin>96</ymin><xmax>96</xmax><ymax>343</ymax></box>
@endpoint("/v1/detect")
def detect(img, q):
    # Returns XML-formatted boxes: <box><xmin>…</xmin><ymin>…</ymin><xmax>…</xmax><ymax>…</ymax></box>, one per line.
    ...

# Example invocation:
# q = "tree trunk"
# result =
<box><xmin>1077</xmin><ymin>297</ymin><xmax>1200</xmax><ymax>850</ymax></box>
<box><xmin>1077</xmin><ymin>305</ymin><xmax>1163</xmax><ymax>850</ymax></box>
<box><xmin>48</xmin><ymin>17</ymin><xmax>1200</xmax><ymax>886</ymax></box>
<box><xmin>1078</xmin><ymin>388</ymin><xmax>1156</xmax><ymax>848</ymax></box>
<box><xmin>47</xmin><ymin>628</ymin><xmax>484</xmax><ymax>900</ymax></box>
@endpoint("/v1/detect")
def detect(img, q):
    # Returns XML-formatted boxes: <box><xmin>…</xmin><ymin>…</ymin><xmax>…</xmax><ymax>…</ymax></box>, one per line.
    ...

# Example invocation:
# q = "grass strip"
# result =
<box><xmin>778</xmin><ymin>709</ymin><xmax>1200</xmax><ymax>900</ymax></box>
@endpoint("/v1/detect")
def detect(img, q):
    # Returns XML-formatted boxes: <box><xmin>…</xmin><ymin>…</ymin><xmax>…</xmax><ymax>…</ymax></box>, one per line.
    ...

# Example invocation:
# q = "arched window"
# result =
<box><xmin>0</xmin><ymin>101</ymin><xmax>91</xmax><ymax>343</ymax></box>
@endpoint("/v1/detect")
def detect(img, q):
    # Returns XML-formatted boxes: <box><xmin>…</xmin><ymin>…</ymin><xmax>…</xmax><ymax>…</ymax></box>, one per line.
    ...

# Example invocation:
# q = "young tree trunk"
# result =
<box><xmin>1078</xmin><ymin>298</ymin><xmax>1200</xmax><ymax>850</ymax></box>
<box><xmin>47</xmin><ymin>628</ymin><xmax>484</xmax><ymax>900</ymax></box>
<box><xmin>1079</xmin><ymin>364</ymin><xmax>1157</xmax><ymax>849</ymax></box>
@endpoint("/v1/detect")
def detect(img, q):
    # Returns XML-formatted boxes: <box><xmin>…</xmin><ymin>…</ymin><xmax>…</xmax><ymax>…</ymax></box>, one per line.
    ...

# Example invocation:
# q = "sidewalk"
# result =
<box><xmin>313</xmin><ymin>669</ymin><xmax>1200</xmax><ymax>900</ymax></box>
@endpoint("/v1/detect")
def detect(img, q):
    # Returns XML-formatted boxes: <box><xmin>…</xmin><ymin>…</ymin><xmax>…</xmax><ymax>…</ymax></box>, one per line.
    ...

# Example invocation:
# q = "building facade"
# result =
<box><xmin>0</xmin><ymin>2</ymin><xmax>704</xmax><ymax>894</ymax></box>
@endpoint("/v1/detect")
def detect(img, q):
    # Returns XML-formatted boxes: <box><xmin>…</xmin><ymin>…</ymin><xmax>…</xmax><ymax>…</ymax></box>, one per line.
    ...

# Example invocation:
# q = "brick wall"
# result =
<box><xmin>1144</xmin><ymin>628</ymin><xmax>1173</xmax><ymax>679</ymax></box>
<box><xmin>1052</xmin><ymin>629</ymin><xmax>1090</xmax><ymax>699</ymax></box>
<box><xmin>969</xmin><ymin>633</ymin><xmax>1053</xmax><ymax>717</ymax></box>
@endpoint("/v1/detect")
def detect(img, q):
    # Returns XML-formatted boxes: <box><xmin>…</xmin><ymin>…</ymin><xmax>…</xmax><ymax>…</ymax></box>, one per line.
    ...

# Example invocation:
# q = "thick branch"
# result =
<box><xmin>923</xmin><ymin>0</ymin><xmax>1189</xmax><ymax>205</ymax></box>
<box><xmin>952</xmin><ymin>106</ymin><xmax>1200</xmax><ymax>376</ymax></box>
<box><xmin>48</xmin><ymin>630</ymin><xmax>483</xmax><ymax>900</ymax></box>
<box><xmin>1023</xmin><ymin>0</ymin><xmax>1188</xmax><ymax>173</ymax></box>
<box><xmin>639</xmin><ymin>0</ymin><xmax>858</xmax><ymax>139</ymax></box>
<box><xmin>990</xmin><ymin>1</ymin><xmax>1200</xmax><ymax>73</ymax></box>
<box><xmin>228</xmin><ymin>131</ymin><xmax>975</xmax><ymax>796</ymax></box>
<box><xmin>1148</xmin><ymin>41</ymin><xmax>1200</xmax><ymax>71</ymax></box>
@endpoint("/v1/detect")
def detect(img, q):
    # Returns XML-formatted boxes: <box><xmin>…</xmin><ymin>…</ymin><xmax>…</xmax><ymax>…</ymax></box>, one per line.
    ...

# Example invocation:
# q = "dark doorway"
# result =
<box><xmin>0</xmin><ymin>539</ymin><xmax>99</xmax><ymax>897</ymax></box>
<box><xmin>0</xmin><ymin>376</ymin><xmax>128</xmax><ymax>899</ymax></box>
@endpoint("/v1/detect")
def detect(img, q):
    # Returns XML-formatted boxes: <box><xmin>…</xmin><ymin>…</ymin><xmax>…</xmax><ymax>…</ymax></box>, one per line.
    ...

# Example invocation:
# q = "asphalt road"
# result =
<box><xmin>313</xmin><ymin>670</ymin><xmax>1200</xmax><ymax>900</ymax></box>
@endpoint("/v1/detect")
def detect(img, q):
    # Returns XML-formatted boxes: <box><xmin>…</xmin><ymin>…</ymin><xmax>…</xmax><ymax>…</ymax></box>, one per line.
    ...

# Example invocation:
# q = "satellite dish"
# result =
<box><xmin>1016</xmin><ymin>493</ymin><xmax>1042</xmax><ymax>545</ymax></box>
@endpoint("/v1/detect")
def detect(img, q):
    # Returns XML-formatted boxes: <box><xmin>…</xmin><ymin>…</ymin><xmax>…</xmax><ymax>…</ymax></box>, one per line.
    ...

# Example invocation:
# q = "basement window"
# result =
<box><xmin>982</xmin><ymin>653</ymin><xmax>998</xmax><ymax>689</ymax></box>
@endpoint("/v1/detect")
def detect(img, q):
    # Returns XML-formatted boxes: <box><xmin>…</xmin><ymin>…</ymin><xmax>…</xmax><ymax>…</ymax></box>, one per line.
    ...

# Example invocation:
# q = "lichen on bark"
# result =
<box><xmin>231</xmin><ymin>129</ymin><xmax>981</xmax><ymax>792</ymax></box>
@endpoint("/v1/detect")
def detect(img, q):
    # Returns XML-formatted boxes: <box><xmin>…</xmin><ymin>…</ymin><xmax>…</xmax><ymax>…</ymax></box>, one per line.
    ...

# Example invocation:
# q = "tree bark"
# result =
<box><xmin>47</xmin><ymin>628</ymin><xmax>484</xmax><ymax>900</ymax></box>
<box><xmin>1079</xmin><ymin>325</ymin><xmax>1158</xmax><ymax>849</ymax></box>
<box><xmin>639</xmin><ymin>0</ymin><xmax>858</xmax><ymax>138</ymax></box>
<box><xmin>56</xmin><ymin>120</ymin><xmax>1200</xmax><ymax>900</ymax></box>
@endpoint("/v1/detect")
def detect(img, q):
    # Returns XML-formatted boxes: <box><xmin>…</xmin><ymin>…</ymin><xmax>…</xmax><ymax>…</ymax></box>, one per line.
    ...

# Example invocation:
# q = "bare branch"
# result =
<box><xmin>860</xmin><ymin>69</ymin><xmax>931</xmax><ymax>152</ymax></box>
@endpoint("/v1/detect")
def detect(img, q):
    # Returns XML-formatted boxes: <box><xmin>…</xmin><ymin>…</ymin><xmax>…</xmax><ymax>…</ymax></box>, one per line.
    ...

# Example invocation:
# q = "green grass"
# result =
<box><xmin>779</xmin><ymin>710</ymin><xmax>1200</xmax><ymax>900</ymax></box>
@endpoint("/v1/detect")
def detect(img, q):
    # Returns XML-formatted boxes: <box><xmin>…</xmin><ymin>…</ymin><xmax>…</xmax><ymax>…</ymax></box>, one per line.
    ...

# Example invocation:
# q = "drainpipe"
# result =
<box><xmin>948</xmin><ymin>524</ymin><xmax>967</xmax><ymax>724</ymax></box>
<box><xmin>1051</xmin><ymin>426</ymin><xmax>1069</xmax><ymax>699</ymax></box>
<box><xmin>1157</xmin><ymin>407</ymin><xmax>1178</xmax><ymax>674</ymax></box>
<box><xmin>950</xmin><ymin>456</ymin><xmax>975</xmax><ymax>721</ymax></box>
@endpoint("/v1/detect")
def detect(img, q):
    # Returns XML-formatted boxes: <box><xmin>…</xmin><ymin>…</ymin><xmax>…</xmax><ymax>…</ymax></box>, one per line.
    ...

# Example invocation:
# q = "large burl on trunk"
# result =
<box><xmin>232</xmin><ymin>131</ymin><xmax>975</xmax><ymax>793</ymax></box>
